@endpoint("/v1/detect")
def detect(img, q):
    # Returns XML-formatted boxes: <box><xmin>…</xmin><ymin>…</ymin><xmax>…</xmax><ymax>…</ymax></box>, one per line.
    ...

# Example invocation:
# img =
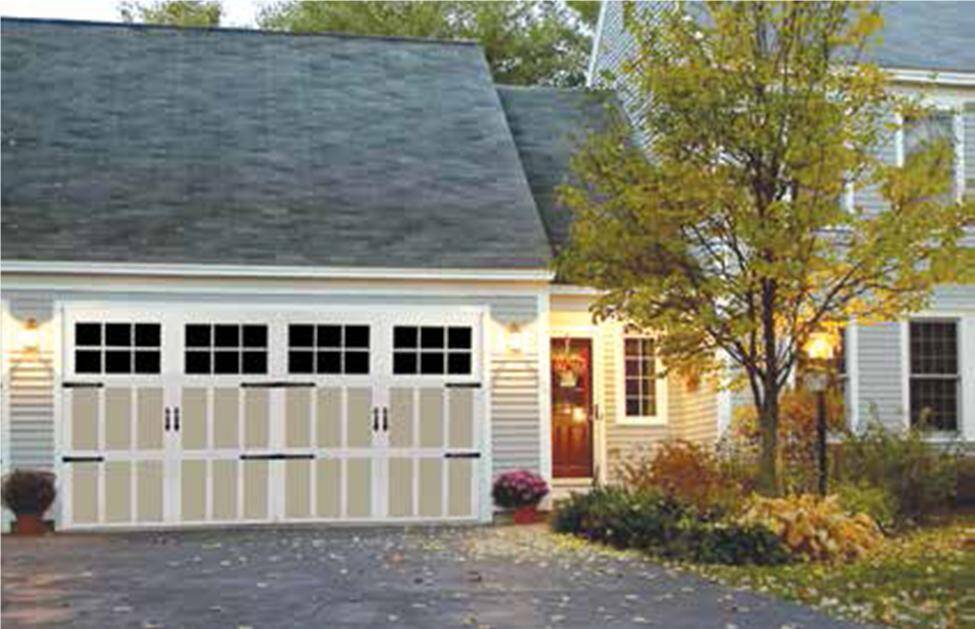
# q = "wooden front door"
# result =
<box><xmin>551</xmin><ymin>338</ymin><xmax>593</xmax><ymax>478</ymax></box>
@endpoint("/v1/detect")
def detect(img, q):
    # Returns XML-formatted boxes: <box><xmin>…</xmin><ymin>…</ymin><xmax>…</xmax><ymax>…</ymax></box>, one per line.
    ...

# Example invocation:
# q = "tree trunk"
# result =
<box><xmin>756</xmin><ymin>390</ymin><xmax>781</xmax><ymax>495</ymax></box>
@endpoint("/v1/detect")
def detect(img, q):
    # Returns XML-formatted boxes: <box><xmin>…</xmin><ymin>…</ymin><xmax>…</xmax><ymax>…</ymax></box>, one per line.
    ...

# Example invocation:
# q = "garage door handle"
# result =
<box><xmin>372</xmin><ymin>407</ymin><xmax>379</xmax><ymax>432</ymax></box>
<box><xmin>174</xmin><ymin>407</ymin><xmax>180</xmax><ymax>432</ymax></box>
<box><xmin>382</xmin><ymin>407</ymin><xmax>389</xmax><ymax>432</ymax></box>
<box><xmin>164</xmin><ymin>407</ymin><xmax>171</xmax><ymax>431</ymax></box>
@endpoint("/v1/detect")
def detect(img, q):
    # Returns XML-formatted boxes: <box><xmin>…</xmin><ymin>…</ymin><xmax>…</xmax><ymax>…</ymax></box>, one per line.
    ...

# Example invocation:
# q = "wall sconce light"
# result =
<box><xmin>19</xmin><ymin>317</ymin><xmax>41</xmax><ymax>354</ymax></box>
<box><xmin>505</xmin><ymin>324</ymin><xmax>525</xmax><ymax>354</ymax></box>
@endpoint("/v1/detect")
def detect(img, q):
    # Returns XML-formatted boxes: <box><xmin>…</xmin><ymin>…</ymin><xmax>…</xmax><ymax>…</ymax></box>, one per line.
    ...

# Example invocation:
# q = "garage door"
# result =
<box><xmin>59</xmin><ymin>306</ymin><xmax>485</xmax><ymax>529</ymax></box>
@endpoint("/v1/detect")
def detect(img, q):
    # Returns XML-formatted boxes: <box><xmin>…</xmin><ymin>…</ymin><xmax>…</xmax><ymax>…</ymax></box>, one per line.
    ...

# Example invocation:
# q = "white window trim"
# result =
<box><xmin>898</xmin><ymin>104</ymin><xmax>966</xmax><ymax>202</ymax></box>
<box><xmin>616</xmin><ymin>331</ymin><xmax>668</xmax><ymax>426</ymax></box>
<box><xmin>901</xmin><ymin>314</ymin><xmax>971</xmax><ymax>439</ymax></box>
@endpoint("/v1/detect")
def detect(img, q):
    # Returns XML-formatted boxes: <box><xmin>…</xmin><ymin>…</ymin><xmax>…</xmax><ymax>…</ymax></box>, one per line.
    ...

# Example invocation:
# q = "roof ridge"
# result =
<box><xmin>0</xmin><ymin>16</ymin><xmax>480</xmax><ymax>48</ymax></box>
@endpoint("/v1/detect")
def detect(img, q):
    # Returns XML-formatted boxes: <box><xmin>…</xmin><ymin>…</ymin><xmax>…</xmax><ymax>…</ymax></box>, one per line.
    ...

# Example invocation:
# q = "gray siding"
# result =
<box><xmin>0</xmin><ymin>287</ymin><xmax>543</xmax><ymax>477</ymax></box>
<box><xmin>965</xmin><ymin>104</ymin><xmax>975</xmax><ymax>196</ymax></box>
<box><xmin>856</xmin><ymin>322</ymin><xmax>905</xmax><ymax>429</ymax></box>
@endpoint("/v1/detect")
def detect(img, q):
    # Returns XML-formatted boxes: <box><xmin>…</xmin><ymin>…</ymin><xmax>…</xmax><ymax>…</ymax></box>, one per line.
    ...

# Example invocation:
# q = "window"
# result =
<box><xmin>393</xmin><ymin>326</ymin><xmax>472</xmax><ymax>375</ymax></box>
<box><xmin>904</xmin><ymin>111</ymin><xmax>959</xmax><ymax>200</ymax></box>
<box><xmin>185</xmin><ymin>324</ymin><xmax>267</xmax><ymax>375</ymax></box>
<box><xmin>909</xmin><ymin>320</ymin><xmax>959</xmax><ymax>431</ymax></box>
<box><xmin>74</xmin><ymin>322</ymin><xmax>161</xmax><ymax>374</ymax></box>
<box><xmin>288</xmin><ymin>324</ymin><xmax>369</xmax><ymax>375</ymax></box>
<box><xmin>624</xmin><ymin>336</ymin><xmax>657</xmax><ymax>419</ymax></box>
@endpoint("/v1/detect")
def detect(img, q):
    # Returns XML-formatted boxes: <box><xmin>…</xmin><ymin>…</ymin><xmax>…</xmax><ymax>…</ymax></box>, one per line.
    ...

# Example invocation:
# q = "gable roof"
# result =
<box><xmin>498</xmin><ymin>86</ymin><xmax>614</xmax><ymax>252</ymax></box>
<box><xmin>1</xmin><ymin>18</ymin><xmax>552</xmax><ymax>270</ymax></box>
<box><xmin>870</xmin><ymin>1</ymin><xmax>974</xmax><ymax>73</ymax></box>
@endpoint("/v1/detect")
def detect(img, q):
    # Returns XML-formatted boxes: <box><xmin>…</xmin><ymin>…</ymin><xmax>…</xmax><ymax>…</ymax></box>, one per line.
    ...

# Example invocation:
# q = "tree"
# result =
<box><xmin>558</xmin><ymin>2</ymin><xmax>974</xmax><ymax>493</ymax></box>
<box><xmin>119</xmin><ymin>0</ymin><xmax>222</xmax><ymax>27</ymax></box>
<box><xmin>257</xmin><ymin>1</ymin><xmax>594</xmax><ymax>87</ymax></box>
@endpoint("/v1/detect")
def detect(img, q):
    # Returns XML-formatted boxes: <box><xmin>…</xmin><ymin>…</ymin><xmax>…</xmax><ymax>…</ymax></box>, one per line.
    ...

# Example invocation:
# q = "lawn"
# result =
<box><xmin>677</xmin><ymin>515</ymin><xmax>974</xmax><ymax>627</ymax></box>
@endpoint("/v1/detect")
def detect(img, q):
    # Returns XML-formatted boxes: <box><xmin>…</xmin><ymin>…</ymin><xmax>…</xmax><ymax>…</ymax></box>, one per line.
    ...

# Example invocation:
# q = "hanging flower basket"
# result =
<box><xmin>552</xmin><ymin>351</ymin><xmax>586</xmax><ymax>387</ymax></box>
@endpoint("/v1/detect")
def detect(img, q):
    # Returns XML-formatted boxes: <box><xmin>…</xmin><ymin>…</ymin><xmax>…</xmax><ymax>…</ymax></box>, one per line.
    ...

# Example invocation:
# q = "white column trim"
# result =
<box><xmin>536</xmin><ymin>293</ymin><xmax>553</xmax><ymax>484</ymax></box>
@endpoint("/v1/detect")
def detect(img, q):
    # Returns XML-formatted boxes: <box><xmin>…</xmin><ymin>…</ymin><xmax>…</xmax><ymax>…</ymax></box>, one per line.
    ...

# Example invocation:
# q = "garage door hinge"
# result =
<box><xmin>444</xmin><ymin>452</ymin><xmax>481</xmax><ymax>459</ymax></box>
<box><xmin>445</xmin><ymin>382</ymin><xmax>481</xmax><ymax>389</ymax></box>
<box><xmin>239</xmin><ymin>453</ymin><xmax>316</xmax><ymax>460</ymax></box>
<box><xmin>240</xmin><ymin>382</ymin><xmax>316</xmax><ymax>388</ymax></box>
<box><xmin>62</xmin><ymin>456</ymin><xmax>104</xmax><ymax>463</ymax></box>
<box><xmin>62</xmin><ymin>382</ymin><xmax>104</xmax><ymax>388</ymax></box>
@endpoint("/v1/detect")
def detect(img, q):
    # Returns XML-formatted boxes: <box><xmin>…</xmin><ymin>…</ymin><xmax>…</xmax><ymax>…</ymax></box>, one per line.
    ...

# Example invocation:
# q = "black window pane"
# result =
<box><xmin>317</xmin><ymin>351</ymin><xmax>342</xmax><ymax>374</ymax></box>
<box><xmin>625</xmin><ymin>378</ymin><xmax>640</xmax><ymax>397</ymax></box>
<box><xmin>447</xmin><ymin>352</ymin><xmax>471</xmax><ymax>375</ymax></box>
<box><xmin>214</xmin><ymin>351</ymin><xmax>239</xmax><ymax>374</ymax></box>
<box><xmin>448</xmin><ymin>327</ymin><xmax>472</xmax><ymax>349</ymax></box>
<box><xmin>625</xmin><ymin>359</ymin><xmax>640</xmax><ymax>377</ymax></box>
<box><xmin>625</xmin><ymin>398</ymin><xmax>641</xmax><ymax>416</ymax></box>
<box><xmin>394</xmin><ymin>327</ymin><xmax>418</xmax><ymax>349</ymax></box>
<box><xmin>345</xmin><ymin>326</ymin><xmax>370</xmax><ymax>349</ymax></box>
<box><xmin>135</xmin><ymin>323</ymin><xmax>161</xmax><ymax>347</ymax></box>
<box><xmin>134</xmin><ymin>351</ymin><xmax>161</xmax><ymax>374</ymax></box>
<box><xmin>421</xmin><ymin>327</ymin><xmax>444</xmax><ymax>349</ymax></box>
<box><xmin>186</xmin><ymin>325</ymin><xmax>211</xmax><ymax>348</ymax></box>
<box><xmin>185</xmin><ymin>351</ymin><xmax>211</xmax><ymax>374</ymax></box>
<box><xmin>76</xmin><ymin>323</ymin><xmax>101</xmax><ymax>346</ymax></box>
<box><xmin>105</xmin><ymin>350</ymin><xmax>131</xmax><ymax>373</ymax></box>
<box><xmin>624</xmin><ymin>338</ymin><xmax>639</xmax><ymax>357</ymax></box>
<box><xmin>242</xmin><ymin>351</ymin><xmax>267</xmax><ymax>374</ymax></box>
<box><xmin>345</xmin><ymin>351</ymin><xmax>369</xmax><ymax>374</ymax></box>
<box><xmin>76</xmin><ymin>350</ymin><xmax>101</xmax><ymax>373</ymax></box>
<box><xmin>910</xmin><ymin>321</ymin><xmax>958</xmax><ymax>375</ymax></box>
<box><xmin>242</xmin><ymin>325</ymin><xmax>267</xmax><ymax>348</ymax></box>
<box><xmin>910</xmin><ymin>378</ymin><xmax>958</xmax><ymax>431</ymax></box>
<box><xmin>420</xmin><ymin>352</ymin><xmax>444</xmax><ymax>374</ymax></box>
<box><xmin>317</xmin><ymin>325</ymin><xmax>342</xmax><ymax>348</ymax></box>
<box><xmin>289</xmin><ymin>351</ymin><xmax>314</xmax><ymax>374</ymax></box>
<box><xmin>215</xmin><ymin>325</ymin><xmax>239</xmax><ymax>348</ymax></box>
<box><xmin>105</xmin><ymin>323</ymin><xmax>131</xmax><ymax>347</ymax></box>
<box><xmin>393</xmin><ymin>352</ymin><xmax>417</xmax><ymax>374</ymax></box>
<box><xmin>290</xmin><ymin>325</ymin><xmax>314</xmax><ymax>347</ymax></box>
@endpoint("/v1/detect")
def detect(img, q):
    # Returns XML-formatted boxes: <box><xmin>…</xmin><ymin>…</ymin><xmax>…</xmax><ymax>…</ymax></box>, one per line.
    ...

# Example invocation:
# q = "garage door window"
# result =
<box><xmin>75</xmin><ymin>322</ymin><xmax>161</xmax><ymax>374</ymax></box>
<box><xmin>288</xmin><ymin>324</ymin><xmax>370</xmax><ymax>374</ymax></box>
<box><xmin>185</xmin><ymin>324</ymin><xmax>268</xmax><ymax>374</ymax></box>
<box><xmin>393</xmin><ymin>326</ymin><xmax>472</xmax><ymax>375</ymax></box>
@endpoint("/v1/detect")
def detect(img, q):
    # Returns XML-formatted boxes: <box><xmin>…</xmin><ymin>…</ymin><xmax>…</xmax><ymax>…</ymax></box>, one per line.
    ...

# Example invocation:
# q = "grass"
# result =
<box><xmin>679</xmin><ymin>515</ymin><xmax>974</xmax><ymax>627</ymax></box>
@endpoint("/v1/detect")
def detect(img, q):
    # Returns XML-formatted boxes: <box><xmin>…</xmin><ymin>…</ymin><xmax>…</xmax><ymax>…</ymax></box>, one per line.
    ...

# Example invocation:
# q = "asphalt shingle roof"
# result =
<box><xmin>1</xmin><ymin>18</ymin><xmax>552</xmax><ymax>269</ymax></box>
<box><xmin>871</xmin><ymin>1</ymin><xmax>975</xmax><ymax>73</ymax></box>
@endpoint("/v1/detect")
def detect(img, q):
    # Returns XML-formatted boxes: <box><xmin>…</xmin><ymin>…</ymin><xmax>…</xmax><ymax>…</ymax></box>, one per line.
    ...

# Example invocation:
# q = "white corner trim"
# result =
<box><xmin>887</xmin><ymin>67</ymin><xmax>975</xmax><ymax>87</ymax></box>
<box><xmin>537</xmin><ymin>293</ymin><xmax>553</xmax><ymax>484</ymax></box>
<box><xmin>846</xmin><ymin>322</ymin><xmax>861</xmax><ymax>432</ymax></box>
<box><xmin>585</xmin><ymin>0</ymin><xmax>608</xmax><ymax>88</ymax></box>
<box><xmin>1</xmin><ymin>260</ymin><xmax>555</xmax><ymax>283</ymax></box>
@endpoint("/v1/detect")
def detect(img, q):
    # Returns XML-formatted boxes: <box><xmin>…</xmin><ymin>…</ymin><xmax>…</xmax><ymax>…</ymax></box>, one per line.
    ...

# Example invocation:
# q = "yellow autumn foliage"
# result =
<box><xmin>739</xmin><ymin>494</ymin><xmax>883</xmax><ymax>563</ymax></box>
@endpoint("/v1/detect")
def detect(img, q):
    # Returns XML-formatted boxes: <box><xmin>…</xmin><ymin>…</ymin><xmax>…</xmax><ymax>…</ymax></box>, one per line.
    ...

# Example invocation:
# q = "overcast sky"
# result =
<box><xmin>0</xmin><ymin>0</ymin><xmax>267</xmax><ymax>28</ymax></box>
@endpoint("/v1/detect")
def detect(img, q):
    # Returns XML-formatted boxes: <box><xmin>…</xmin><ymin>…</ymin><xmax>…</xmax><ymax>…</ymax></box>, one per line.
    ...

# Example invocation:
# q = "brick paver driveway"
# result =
<box><xmin>3</xmin><ymin>525</ymin><xmax>856</xmax><ymax>628</ymax></box>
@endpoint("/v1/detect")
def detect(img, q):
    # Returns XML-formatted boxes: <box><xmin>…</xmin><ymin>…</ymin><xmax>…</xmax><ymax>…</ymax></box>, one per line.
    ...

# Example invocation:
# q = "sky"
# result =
<box><xmin>0</xmin><ymin>0</ymin><xmax>267</xmax><ymax>27</ymax></box>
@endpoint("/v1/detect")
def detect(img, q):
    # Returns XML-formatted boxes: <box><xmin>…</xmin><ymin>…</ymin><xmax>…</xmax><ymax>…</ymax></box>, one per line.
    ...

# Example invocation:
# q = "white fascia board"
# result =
<box><xmin>1</xmin><ymin>260</ymin><xmax>555</xmax><ymax>283</ymax></box>
<box><xmin>585</xmin><ymin>0</ymin><xmax>608</xmax><ymax>88</ymax></box>
<box><xmin>886</xmin><ymin>67</ymin><xmax>975</xmax><ymax>87</ymax></box>
<box><xmin>549</xmin><ymin>284</ymin><xmax>603</xmax><ymax>296</ymax></box>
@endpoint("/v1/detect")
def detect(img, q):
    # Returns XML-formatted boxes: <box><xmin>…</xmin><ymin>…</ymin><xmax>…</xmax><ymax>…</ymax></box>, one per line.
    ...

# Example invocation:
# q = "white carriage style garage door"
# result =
<box><xmin>58</xmin><ymin>305</ymin><xmax>487</xmax><ymax>529</ymax></box>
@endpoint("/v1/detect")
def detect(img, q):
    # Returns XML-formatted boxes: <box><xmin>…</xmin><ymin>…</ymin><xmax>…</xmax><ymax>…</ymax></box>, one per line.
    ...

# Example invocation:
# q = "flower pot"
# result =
<box><xmin>513</xmin><ymin>505</ymin><xmax>539</xmax><ymax>524</ymax></box>
<box><xmin>13</xmin><ymin>513</ymin><xmax>47</xmax><ymax>536</ymax></box>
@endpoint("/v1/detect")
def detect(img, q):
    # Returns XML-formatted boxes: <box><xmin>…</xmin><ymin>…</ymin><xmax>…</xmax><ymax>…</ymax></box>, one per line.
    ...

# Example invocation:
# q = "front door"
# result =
<box><xmin>551</xmin><ymin>338</ymin><xmax>593</xmax><ymax>478</ymax></box>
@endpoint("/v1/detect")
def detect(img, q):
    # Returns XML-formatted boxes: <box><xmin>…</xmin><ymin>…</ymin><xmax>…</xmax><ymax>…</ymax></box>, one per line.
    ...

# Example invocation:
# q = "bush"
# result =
<box><xmin>1</xmin><ymin>470</ymin><xmax>56</xmax><ymax>516</ymax></box>
<box><xmin>492</xmin><ymin>470</ymin><xmax>549</xmax><ymax>509</ymax></box>
<box><xmin>616</xmin><ymin>440</ymin><xmax>743</xmax><ymax>517</ymax></box>
<box><xmin>739</xmin><ymin>494</ymin><xmax>883</xmax><ymax>562</ymax></box>
<box><xmin>837</xmin><ymin>419</ymin><xmax>958</xmax><ymax>525</ymax></box>
<box><xmin>552</xmin><ymin>487</ymin><xmax>788</xmax><ymax>565</ymax></box>
<box><xmin>834</xmin><ymin>482</ymin><xmax>896</xmax><ymax>530</ymax></box>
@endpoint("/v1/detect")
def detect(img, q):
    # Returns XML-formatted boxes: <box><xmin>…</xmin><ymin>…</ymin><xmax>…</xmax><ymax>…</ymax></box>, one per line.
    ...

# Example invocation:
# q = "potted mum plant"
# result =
<box><xmin>2</xmin><ymin>470</ymin><xmax>56</xmax><ymax>535</ymax></box>
<box><xmin>492</xmin><ymin>470</ymin><xmax>549</xmax><ymax>524</ymax></box>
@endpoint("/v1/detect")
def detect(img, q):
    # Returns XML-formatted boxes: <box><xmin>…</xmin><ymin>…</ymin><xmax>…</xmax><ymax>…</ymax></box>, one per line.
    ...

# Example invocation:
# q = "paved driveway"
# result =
<box><xmin>3</xmin><ymin>525</ymin><xmax>857</xmax><ymax>628</ymax></box>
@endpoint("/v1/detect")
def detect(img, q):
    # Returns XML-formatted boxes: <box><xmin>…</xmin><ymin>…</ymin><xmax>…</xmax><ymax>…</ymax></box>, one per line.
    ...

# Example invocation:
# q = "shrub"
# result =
<box><xmin>836</xmin><ymin>419</ymin><xmax>958</xmax><ymax>525</ymax></box>
<box><xmin>834</xmin><ymin>482</ymin><xmax>896</xmax><ymax>530</ymax></box>
<box><xmin>552</xmin><ymin>487</ymin><xmax>788</xmax><ymax>565</ymax></box>
<box><xmin>1</xmin><ymin>470</ymin><xmax>56</xmax><ymax>516</ymax></box>
<box><xmin>492</xmin><ymin>470</ymin><xmax>549</xmax><ymax>509</ymax></box>
<box><xmin>739</xmin><ymin>494</ymin><xmax>882</xmax><ymax>562</ymax></box>
<box><xmin>616</xmin><ymin>440</ymin><xmax>742</xmax><ymax>517</ymax></box>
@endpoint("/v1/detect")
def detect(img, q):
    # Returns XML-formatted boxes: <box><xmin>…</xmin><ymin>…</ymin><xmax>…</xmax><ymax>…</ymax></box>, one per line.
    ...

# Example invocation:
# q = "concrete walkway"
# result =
<box><xmin>2</xmin><ymin>525</ymin><xmax>858</xmax><ymax>628</ymax></box>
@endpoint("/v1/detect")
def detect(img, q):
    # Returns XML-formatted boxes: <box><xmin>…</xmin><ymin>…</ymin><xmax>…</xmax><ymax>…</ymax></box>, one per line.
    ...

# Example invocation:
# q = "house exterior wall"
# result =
<box><xmin>590</xmin><ymin>2</ymin><xmax>975</xmax><ymax>442</ymax></box>
<box><xmin>0</xmin><ymin>273</ymin><xmax>550</xmax><ymax>509</ymax></box>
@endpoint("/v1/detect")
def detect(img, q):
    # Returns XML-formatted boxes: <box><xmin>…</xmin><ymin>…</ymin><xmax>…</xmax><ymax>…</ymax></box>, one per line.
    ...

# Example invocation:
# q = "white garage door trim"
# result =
<box><xmin>56</xmin><ymin>303</ymin><xmax>491</xmax><ymax>529</ymax></box>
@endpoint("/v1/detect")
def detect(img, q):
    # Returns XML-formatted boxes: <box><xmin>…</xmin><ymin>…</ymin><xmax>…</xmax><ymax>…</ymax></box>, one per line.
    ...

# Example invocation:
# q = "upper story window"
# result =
<box><xmin>75</xmin><ymin>322</ymin><xmax>161</xmax><ymax>374</ymax></box>
<box><xmin>185</xmin><ymin>324</ymin><xmax>267</xmax><ymax>375</ymax></box>
<box><xmin>288</xmin><ymin>324</ymin><xmax>369</xmax><ymax>375</ymax></box>
<box><xmin>903</xmin><ymin>111</ymin><xmax>960</xmax><ymax>201</ymax></box>
<box><xmin>909</xmin><ymin>320</ymin><xmax>959</xmax><ymax>431</ymax></box>
<box><xmin>392</xmin><ymin>326</ymin><xmax>472</xmax><ymax>375</ymax></box>
<box><xmin>622</xmin><ymin>334</ymin><xmax>664</xmax><ymax>423</ymax></box>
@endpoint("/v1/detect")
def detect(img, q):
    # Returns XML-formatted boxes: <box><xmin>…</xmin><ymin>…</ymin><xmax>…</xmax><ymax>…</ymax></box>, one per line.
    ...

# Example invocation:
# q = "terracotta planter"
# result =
<box><xmin>13</xmin><ymin>514</ymin><xmax>47</xmax><ymax>536</ymax></box>
<box><xmin>513</xmin><ymin>505</ymin><xmax>539</xmax><ymax>524</ymax></box>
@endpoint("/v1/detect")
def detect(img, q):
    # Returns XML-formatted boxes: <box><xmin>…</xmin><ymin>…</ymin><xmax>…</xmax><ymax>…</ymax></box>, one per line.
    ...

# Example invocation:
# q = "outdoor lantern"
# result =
<box><xmin>18</xmin><ymin>317</ymin><xmax>41</xmax><ymax>354</ymax></box>
<box><xmin>505</xmin><ymin>324</ymin><xmax>524</xmax><ymax>354</ymax></box>
<box><xmin>804</xmin><ymin>331</ymin><xmax>835</xmax><ymax>362</ymax></box>
<box><xmin>803</xmin><ymin>329</ymin><xmax>837</xmax><ymax>496</ymax></box>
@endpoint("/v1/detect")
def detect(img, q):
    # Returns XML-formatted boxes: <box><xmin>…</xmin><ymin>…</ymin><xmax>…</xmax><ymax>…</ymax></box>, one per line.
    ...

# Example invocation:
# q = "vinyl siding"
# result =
<box><xmin>965</xmin><ymin>103</ymin><xmax>975</xmax><ymax>196</ymax></box>
<box><xmin>670</xmin><ymin>377</ymin><xmax>719</xmax><ymax>443</ymax></box>
<box><xmin>0</xmin><ymin>283</ymin><xmax>545</xmax><ymax>479</ymax></box>
<box><xmin>855</xmin><ymin>322</ymin><xmax>905</xmax><ymax>430</ymax></box>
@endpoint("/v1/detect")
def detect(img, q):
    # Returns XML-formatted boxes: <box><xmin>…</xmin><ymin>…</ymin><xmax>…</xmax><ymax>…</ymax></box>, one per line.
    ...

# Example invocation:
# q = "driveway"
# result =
<box><xmin>3</xmin><ymin>525</ymin><xmax>857</xmax><ymax>628</ymax></box>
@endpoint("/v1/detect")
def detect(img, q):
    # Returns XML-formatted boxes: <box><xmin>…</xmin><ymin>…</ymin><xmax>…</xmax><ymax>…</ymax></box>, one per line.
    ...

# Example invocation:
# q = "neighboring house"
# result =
<box><xmin>588</xmin><ymin>1</ymin><xmax>975</xmax><ymax>446</ymax></box>
<box><xmin>0</xmin><ymin>17</ymin><xmax>706</xmax><ymax>531</ymax></box>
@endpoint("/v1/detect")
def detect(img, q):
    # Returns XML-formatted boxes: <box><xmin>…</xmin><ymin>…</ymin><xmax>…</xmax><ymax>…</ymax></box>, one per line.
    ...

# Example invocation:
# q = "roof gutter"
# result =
<box><xmin>1</xmin><ymin>260</ymin><xmax>555</xmax><ymax>283</ymax></box>
<box><xmin>887</xmin><ymin>67</ymin><xmax>975</xmax><ymax>87</ymax></box>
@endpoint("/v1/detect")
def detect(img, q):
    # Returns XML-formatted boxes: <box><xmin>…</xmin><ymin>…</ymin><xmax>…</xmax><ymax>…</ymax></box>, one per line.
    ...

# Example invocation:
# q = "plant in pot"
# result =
<box><xmin>492</xmin><ymin>470</ymin><xmax>549</xmax><ymax>524</ymax></box>
<box><xmin>2</xmin><ymin>470</ymin><xmax>56</xmax><ymax>535</ymax></box>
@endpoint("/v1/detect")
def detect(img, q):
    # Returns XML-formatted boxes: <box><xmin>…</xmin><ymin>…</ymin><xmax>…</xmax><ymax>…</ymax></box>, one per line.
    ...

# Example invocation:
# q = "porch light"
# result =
<box><xmin>802</xmin><ymin>329</ymin><xmax>838</xmax><ymax>496</ymax></box>
<box><xmin>804</xmin><ymin>331</ymin><xmax>836</xmax><ymax>362</ymax></box>
<box><xmin>18</xmin><ymin>317</ymin><xmax>41</xmax><ymax>354</ymax></box>
<box><xmin>505</xmin><ymin>324</ymin><xmax>524</xmax><ymax>354</ymax></box>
